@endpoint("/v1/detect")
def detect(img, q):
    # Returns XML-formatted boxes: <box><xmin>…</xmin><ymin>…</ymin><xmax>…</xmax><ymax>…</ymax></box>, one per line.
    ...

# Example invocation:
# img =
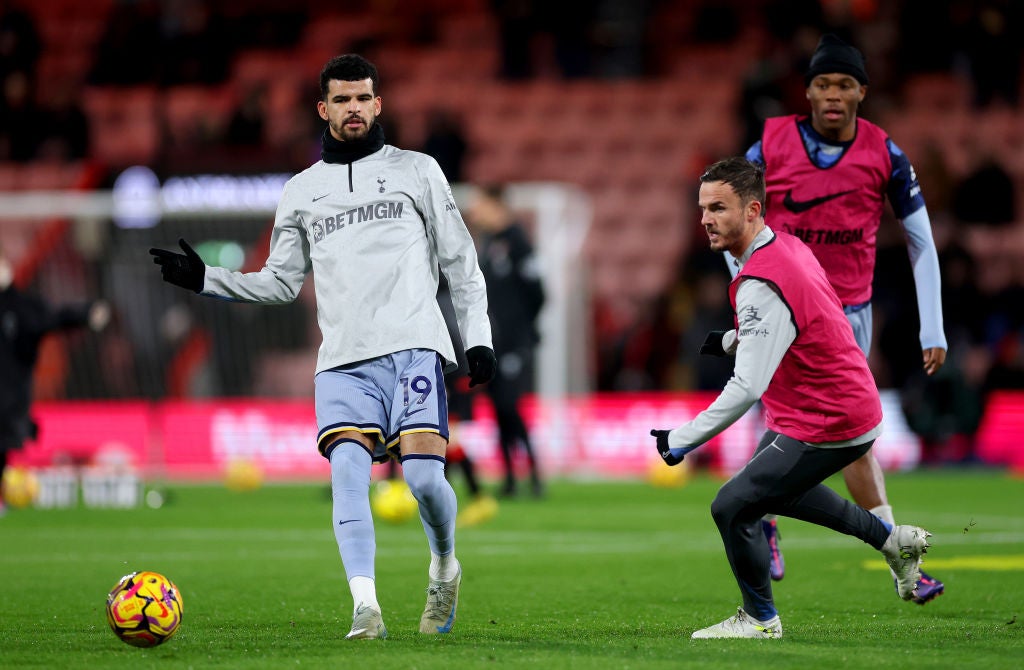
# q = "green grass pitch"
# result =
<box><xmin>1</xmin><ymin>470</ymin><xmax>1021</xmax><ymax>669</ymax></box>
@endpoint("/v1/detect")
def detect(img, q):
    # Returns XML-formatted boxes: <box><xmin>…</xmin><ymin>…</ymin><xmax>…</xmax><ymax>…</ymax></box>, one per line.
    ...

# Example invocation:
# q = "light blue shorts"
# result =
<box><xmin>843</xmin><ymin>302</ymin><xmax>872</xmax><ymax>357</ymax></box>
<box><xmin>314</xmin><ymin>349</ymin><xmax>449</xmax><ymax>462</ymax></box>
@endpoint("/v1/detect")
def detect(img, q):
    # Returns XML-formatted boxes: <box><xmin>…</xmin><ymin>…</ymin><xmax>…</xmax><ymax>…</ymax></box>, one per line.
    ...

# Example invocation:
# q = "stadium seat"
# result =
<box><xmin>438</xmin><ymin>11</ymin><xmax>497</xmax><ymax>48</ymax></box>
<box><xmin>19</xmin><ymin>163</ymin><xmax>87</xmax><ymax>191</ymax></box>
<box><xmin>902</xmin><ymin>74</ymin><xmax>972</xmax><ymax>112</ymax></box>
<box><xmin>231</xmin><ymin>49</ymin><xmax>310</xmax><ymax>90</ymax></box>
<box><xmin>300</xmin><ymin>13</ymin><xmax>379</xmax><ymax>54</ymax></box>
<box><xmin>82</xmin><ymin>87</ymin><xmax>161</xmax><ymax>166</ymax></box>
<box><xmin>163</xmin><ymin>85</ymin><xmax>236</xmax><ymax>148</ymax></box>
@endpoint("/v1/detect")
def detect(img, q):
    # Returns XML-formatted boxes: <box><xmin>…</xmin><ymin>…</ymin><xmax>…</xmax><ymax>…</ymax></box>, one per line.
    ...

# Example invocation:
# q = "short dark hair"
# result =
<box><xmin>700</xmin><ymin>157</ymin><xmax>766</xmax><ymax>208</ymax></box>
<box><xmin>320</xmin><ymin>54</ymin><xmax>380</xmax><ymax>99</ymax></box>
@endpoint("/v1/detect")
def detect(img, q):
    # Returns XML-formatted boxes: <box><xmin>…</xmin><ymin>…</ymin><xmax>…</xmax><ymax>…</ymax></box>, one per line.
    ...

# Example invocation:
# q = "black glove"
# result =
<box><xmin>149</xmin><ymin>238</ymin><xmax>205</xmax><ymax>293</ymax></box>
<box><xmin>699</xmin><ymin>330</ymin><xmax>728</xmax><ymax>357</ymax></box>
<box><xmin>650</xmin><ymin>429</ymin><xmax>697</xmax><ymax>466</ymax></box>
<box><xmin>466</xmin><ymin>346</ymin><xmax>497</xmax><ymax>387</ymax></box>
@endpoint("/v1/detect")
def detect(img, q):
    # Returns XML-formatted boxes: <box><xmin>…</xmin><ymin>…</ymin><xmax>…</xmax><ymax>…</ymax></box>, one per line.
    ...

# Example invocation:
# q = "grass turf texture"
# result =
<box><xmin>0</xmin><ymin>471</ymin><xmax>1021</xmax><ymax>669</ymax></box>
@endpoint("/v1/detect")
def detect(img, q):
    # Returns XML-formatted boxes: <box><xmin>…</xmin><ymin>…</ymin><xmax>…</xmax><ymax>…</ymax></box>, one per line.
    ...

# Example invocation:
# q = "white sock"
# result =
<box><xmin>872</xmin><ymin>505</ymin><xmax>901</xmax><ymax>580</ymax></box>
<box><xmin>870</xmin><ymin>504</ymin><xmax>896</xmax><ymax>527</ymax></box>
<box><xmin>349</xmin><ymin>576</ymin><xmax>380</xmax><ymax>614</ymax></box>
<box><xmin>429</xmin><ymin>552</ymin><xmax>459</xmax><ymax>581</ymax></box>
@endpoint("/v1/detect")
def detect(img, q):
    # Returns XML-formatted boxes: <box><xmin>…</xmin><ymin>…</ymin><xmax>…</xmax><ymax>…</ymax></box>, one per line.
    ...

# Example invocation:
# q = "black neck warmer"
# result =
<box><xmin>321</xmin><ymin>122</ymin><xmax>386</xmax><ymax>164</ymax></box>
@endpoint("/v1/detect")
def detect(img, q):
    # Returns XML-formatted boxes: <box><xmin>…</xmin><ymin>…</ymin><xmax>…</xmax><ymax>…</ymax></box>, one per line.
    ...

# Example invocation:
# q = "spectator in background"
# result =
<box><xmin>89</xmin><ymin>1</ymin><xmax>162</xmax><ymax>86</ymax></box>
<box><xmin>0</xmin><ymin>70</ymin><xmax>44</xmax><ymax>162</ymax></box>
<box><xmin>437</xmin><ymin>275</ymin><xmax>499</xmax><ymax>527</ymax></box>
<box><xmin>0</xmin><ymin>246</ymin><xmax>110</xmax><ymax>515</ymax></box>
<box><xmin>736</xmin><ymin>24</ymin><xmax>820</xmax><ymax>153</ymax></box>
<box><xmin>466</xmin><ymin>184</ymin><xmax>545</xmax><ymax>497</ymax></box>
<box><xmin>37</xmin><ymin>84</ymin><xmax>90</xmax><ymax>161</ymax></box>
<box><xmin>590</xmin><ymin>0</ymin><xmax>650</xmax><ymax>78</ymax></box>
<box><xmin>157</xmin><ymin>0</ymin><xmax>230</xmax><ymax>85</ymax></box>
<box><xmin>673</xmin><ymin>248</ymin><xmax>735</xmax><ymax>392</ymax></box>
<box><xmin>544</xmin><ymin>0</ymin><xmax>596</xmax><ymax>78</ymax></box>
<box><xmin>951</xmin><ymin>152</ymin><xmax>1016</xmax><ymax>226</ymax></box>
<box><xmin>421</xmin><ymin>108</ymin><xmax>468</xmax><ymax>183</ymax></box>
<box><xmin>492</xmin><ymin>0</ymin><xmax>540</xmax><ymax>80</ymax></box>
<box><xmin>0</xmin><ymin>0</ymin><xmax>40</xmax><ymax>80</ymax></box>
<box><xmin>225</xmin><ymin>84</ymin><xmax>267</xmax><ymax>148</ymax></box>
<box><xmin>960</xmin><ymin>1</ymin><xmax>1022</xmax><ymax>108</ymax></box>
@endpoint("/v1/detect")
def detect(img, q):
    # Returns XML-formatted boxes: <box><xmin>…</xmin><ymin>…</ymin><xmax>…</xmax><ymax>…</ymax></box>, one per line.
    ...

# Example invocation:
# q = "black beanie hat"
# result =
<box><xmin>804</xmin><ymin>34</ymin><xmax>869</xmax><ymax>86</ymax></box>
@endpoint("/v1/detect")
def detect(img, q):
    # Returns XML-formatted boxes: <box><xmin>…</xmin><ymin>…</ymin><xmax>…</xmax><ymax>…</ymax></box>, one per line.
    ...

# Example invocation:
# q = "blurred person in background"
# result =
<box><xmin>421</xmin><ymin>108</ymin><xmax>468</xmax><ymax>184</ymax></box>
<box><xmin>0</xmin><ymin>0</ymin><xmax>40</xmax><ymax>81</ymax></box>
<box><xmin>741</xmin><ymin>34</ymin><xmax>946</xmax><ymax>602</ymax></box>
<box><xmin>651</xmin><ymin>157</ymin><xmax>932</xmax><ymax>639</ymax></box>
<box><xmin>0</xmin><ymin>69</ymin><xmax>44</xmax><ymax>161</ymax></box>
<box><xmin>466</xmin><ymin>184</ymin><xmax>546</xmax><ymax>498</ymax></box>
<box><xmin>0</xmin><ymin>247</ymin><xmax>109</xmax><ymax>515</ymax></box>
<box><xmin>149</xmin><ymin>54</ymin><xmax>496</xmax><ymax>640</ymax></box>
<box><xmin>437</xmin><ymin>275</ymin><xmax>499</xmax><ymax>528</ymax></box>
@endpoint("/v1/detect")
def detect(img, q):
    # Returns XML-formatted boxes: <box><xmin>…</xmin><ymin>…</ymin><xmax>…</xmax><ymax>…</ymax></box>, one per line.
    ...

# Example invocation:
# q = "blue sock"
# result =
<box><xmin>330</xmin><ymin>441</ymin><xmax>375</xmax><ymax>580</ymax></box>
<box><xmin>401</xmin><ymin>455</ymin><xmax>456</xmax><ymax>556</ymax></box>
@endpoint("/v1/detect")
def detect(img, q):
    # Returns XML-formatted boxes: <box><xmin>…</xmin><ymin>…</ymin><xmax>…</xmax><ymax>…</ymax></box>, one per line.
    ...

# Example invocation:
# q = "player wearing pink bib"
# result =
<box><xmin>650</xmin><ymin>157</ymin><xmax>933</xmax><ymax>638</ymax></box>
<box><xmin>744</xmin><ymin>35</ymin><xmax>946</xmax><ymax>603</ymax></box>
<box><xmin>731</xmin><ymin>232</ymin><xmax>883</xmax><ymax>443</ymax></box>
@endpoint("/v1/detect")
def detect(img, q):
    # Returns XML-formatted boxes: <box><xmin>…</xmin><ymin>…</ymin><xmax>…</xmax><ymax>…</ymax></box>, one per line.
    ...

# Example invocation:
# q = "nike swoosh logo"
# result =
<box><xmin>338</xmin><ymin>519</ymin><xmax>360</xmax><ymax>526</ymax></box>
<box><xmin>405</xmin><ymin>407</ymin><xmax>427</xmax><ymax>418</ymax></box>
<box><xmin>782</xmin><ymin>189</ymin><xmax>854</xmax><ymax>213</ymax></box>
<box><xmin>312</xmin><ymin>193</ymin><xmax>330</xmax><ymax>202</ymax></box>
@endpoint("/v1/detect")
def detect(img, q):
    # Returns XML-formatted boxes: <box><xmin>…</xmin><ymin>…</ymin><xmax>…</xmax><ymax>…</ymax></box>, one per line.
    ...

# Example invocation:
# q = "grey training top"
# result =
<box><xmin>201</xmin><ymin>145</ymin><xmax>492</xmax><ymax>374</ymax></box>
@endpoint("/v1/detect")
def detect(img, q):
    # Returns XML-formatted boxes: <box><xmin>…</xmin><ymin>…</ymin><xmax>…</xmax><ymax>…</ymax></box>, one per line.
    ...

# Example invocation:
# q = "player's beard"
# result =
<box><xmin>334</xmin><ymin>115</ymin><xmax>374</xmax><ymax>142</ymax></box>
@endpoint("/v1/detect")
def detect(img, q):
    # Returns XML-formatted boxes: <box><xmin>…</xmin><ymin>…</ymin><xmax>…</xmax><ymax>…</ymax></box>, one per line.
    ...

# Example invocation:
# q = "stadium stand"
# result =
<box><xmin>3</xmin><ymin>0</ymin><xmax>1024</xmax><ymax>406</ymax></box>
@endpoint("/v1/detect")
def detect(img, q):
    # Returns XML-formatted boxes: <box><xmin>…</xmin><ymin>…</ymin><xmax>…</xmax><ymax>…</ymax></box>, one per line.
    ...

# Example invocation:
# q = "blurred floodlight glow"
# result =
<box><xmin>112</xmin><ymin>165</ymin><xmax>161</xmax><ymax>229</ymax></box>
<box><xmin>162</xmin><ymin>174</ymin><xmax>289</xmax><ymax>212</ymax></box>
<box><xmin>218</xmin><ymin>242</ymin><xmax>245</xmax><ymax>271</ymax></box>
<box><xmin>194</xmin><ymin>240</ymin><xmax>246</xmax><ymax>272</ymax></box>
<box><xmin>112</xmin><ymin>167</ymin><xmax>288</xmax><ymax>225</ymax></box>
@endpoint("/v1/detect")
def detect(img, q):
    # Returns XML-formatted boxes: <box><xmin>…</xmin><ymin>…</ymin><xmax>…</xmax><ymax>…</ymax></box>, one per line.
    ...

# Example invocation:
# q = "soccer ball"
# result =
<box><xmin>224</xmin><ymin>459</ymin><xmax>263</xmax><ymax>492</ymax></box>
<box><xmin>370</xmin><ymin>479</ymin><xmax>419</xmax><ymax>523</ymax></box>
<box><xmin>106</xmin><ymin>571</ymin><xmax>184</xmax><ymax>647</ymax></box>
<box><xmin>1</xmin><ymin>466</ymin><xmax>39</xmax><ymax>508</ymax></box>
<box><xmin>648</xmin><ymin>458</ymin><xmax>690</xmax><ymax>488</ymax></box>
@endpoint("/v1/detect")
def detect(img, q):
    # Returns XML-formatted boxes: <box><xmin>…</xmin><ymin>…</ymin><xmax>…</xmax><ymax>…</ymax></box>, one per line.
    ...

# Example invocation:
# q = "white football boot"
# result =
<box><xmin>419</xmin><ymin>564</ymin><xmax>461</xmax><ymax>634</ymax></box>
<box><xmin>881</xmin><ymin>525</ymin><xmax>932</xmax><ymax>601</ymax></box>
<box><xmin>345</xmin><ymin>604</ymin><xmax>387</xmax><ymax>640</ymax></box>
<box><xmin>691</xmin><ymin>608</ymin><xmax>783</xmax><ymax>639</ymax></box>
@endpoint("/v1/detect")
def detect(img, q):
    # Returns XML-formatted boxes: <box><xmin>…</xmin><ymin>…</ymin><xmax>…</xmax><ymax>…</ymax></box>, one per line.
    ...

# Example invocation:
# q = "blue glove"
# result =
<box><xmin>650</xmin><ymin>429</ymin><xmax>698</xmax><ymax>466</ymax></box>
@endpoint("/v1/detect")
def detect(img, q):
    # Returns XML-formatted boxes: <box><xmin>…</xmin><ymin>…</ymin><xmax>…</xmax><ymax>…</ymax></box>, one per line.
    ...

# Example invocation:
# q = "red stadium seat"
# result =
<box><xmin>82</xmin><ymin>86</ymin><xmax>161</xmax><ymax>166</ymax></box>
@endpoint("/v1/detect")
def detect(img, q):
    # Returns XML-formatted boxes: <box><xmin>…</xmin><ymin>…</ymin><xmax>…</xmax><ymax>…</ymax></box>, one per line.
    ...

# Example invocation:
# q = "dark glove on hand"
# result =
<box><xmin>699</xmin><ymin>330</ymin><xmax>728</xmax><ymax>357</ymax></box>
<box><xmin>650</xmin><ymin>429</ymin><xmax>697</xmax><ymax>466</ymax></box>
<box><xmin>149</xmin><ymin>238</ymin><xmax>205</xmax><ymax>293</ymax></box>
<box><xmin>466</xmin><ymin>346</ymin><xmax>497</xmax><ymax>387</ymax></box>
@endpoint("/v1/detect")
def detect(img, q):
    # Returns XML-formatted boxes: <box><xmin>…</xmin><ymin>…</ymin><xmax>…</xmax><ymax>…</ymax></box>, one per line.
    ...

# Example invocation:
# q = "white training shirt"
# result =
<box><xmin>201</xmin><ymin>145</ymin><xmax>492</xmax><ymax>374</ymax></box>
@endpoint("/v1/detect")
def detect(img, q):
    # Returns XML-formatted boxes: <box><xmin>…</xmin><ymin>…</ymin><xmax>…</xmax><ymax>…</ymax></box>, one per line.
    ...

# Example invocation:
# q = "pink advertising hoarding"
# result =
<box><xmin>11</xmin><ymin>391</ymin><xmax>1022</xmax><ymax>479</ymax></box>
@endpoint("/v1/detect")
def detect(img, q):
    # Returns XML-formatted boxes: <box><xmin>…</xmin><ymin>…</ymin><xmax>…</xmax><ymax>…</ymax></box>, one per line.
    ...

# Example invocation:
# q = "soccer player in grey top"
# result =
<box><xmin>150</xmin><ymin>54</ymin><xmax>496</xmax><ymax>640</ymax></box>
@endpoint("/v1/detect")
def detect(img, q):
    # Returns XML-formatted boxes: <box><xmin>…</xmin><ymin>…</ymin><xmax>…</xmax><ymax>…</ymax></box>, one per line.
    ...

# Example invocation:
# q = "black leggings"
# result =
<box><xmin>710</xmin><ymin>430</ymin><xmax>891</xmax><ymax>620</ymax></box>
